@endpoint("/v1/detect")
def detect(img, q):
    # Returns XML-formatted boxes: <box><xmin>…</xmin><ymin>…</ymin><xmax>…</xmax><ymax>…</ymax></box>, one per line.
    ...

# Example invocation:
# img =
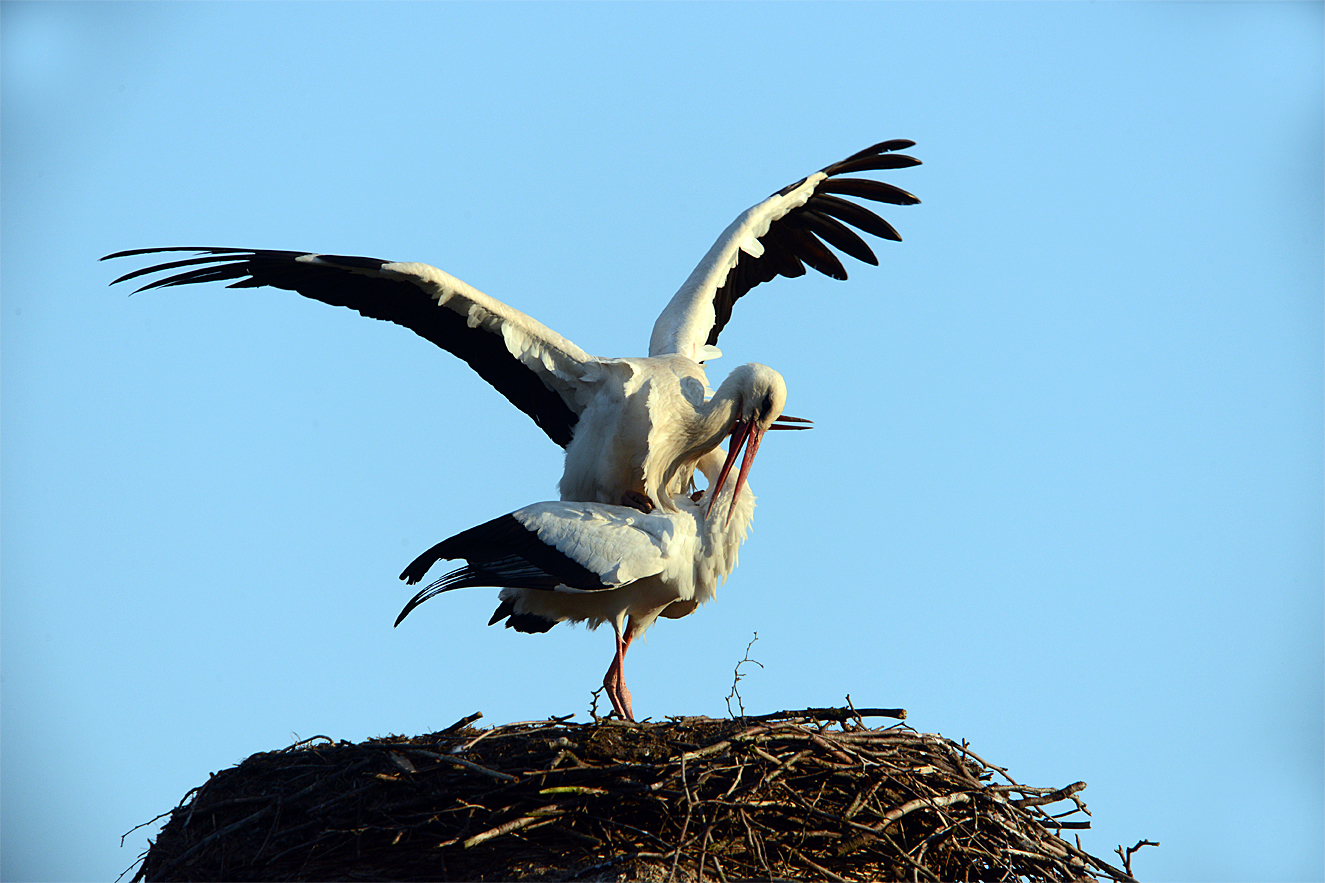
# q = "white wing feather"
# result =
<box><xmin>511</xmin><ymin>501</ymin><xmax>699</xmax><ymax>588</ymax></box>
<box><xmin>378</xmin><ymin>261</ymin><xmax>600</xmax><ymax>412</ymax></box>
<box><xmin>648</xmin><ymin>173</ymin><xmax>826</xmax><ymax>361</ymax></box>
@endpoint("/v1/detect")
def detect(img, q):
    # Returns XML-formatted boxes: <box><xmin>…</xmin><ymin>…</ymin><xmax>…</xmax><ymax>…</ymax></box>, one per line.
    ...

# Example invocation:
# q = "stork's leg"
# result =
<box><xmin>602</xmin><ymin>627</ymin><xmax>636</xmax><ymax>721</ymax></box>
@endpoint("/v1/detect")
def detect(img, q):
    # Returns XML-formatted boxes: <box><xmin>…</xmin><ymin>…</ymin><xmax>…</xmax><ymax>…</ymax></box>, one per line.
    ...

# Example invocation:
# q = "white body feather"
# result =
<box><xmin>493</xmin><ymin>465</ymin><xmax>754</xmax><ymax>638</ymax></box>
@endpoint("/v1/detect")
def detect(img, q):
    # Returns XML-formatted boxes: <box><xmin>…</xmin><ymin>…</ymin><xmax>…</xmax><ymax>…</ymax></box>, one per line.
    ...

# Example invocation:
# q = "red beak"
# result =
<box><xmin>770</xmin><ymin>414</ymin><xmax>813</xmax><ymax>430</ymax></box>
<box><xmin>707</xmin><ymin>418</ymin><xmax>765</xmax><ymax>526</ymax></box>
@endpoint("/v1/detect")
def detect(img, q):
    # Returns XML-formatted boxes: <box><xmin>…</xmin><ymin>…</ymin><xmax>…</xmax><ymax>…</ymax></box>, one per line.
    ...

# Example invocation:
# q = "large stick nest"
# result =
<box><xmin>130</xmin><ymin>710</ymin><xmax>1144</xmax><ymax>882</ymax></box>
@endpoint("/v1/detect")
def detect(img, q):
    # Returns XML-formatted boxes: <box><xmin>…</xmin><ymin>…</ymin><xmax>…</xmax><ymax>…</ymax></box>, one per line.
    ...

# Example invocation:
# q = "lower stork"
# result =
<box><xmin>398</xmin><ymin>364</ymin><xmax>791</xmax><ymax>720</ymax></box>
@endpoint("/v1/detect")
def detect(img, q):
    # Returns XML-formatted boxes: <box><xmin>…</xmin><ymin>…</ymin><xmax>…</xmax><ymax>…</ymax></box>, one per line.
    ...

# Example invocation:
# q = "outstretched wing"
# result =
<box><xmin>395</xmin><ymin>501</ymin><xmax>692</xmax><ymax>625</ymax></box>
<box><xmin>649</xmin><ymin>140</ymin><xmax>921</xmax><ymax>361</ymax></box>
<box><xmin>103</xmin><ymin>248</ymin><xmax>595</xmax><ymax>447</ymax></box>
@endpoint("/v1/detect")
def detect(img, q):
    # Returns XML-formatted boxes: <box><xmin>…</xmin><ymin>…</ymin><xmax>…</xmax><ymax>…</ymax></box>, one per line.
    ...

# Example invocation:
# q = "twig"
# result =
<box><xmin>146</xmin><ymin>758</ymin><xmax>373</xmax><ymax>882</ymax></box>
<box><xmin>288</xmin><ymin>734</ymin><xmax>336</xmax><ymax>749</ymax></box>
<box><xmin>878</xmin><ymin>791</ymin><xmax>972</xmax><ymax>830</ymax></box>
<box><xmin>441</xmin><ymin>711</ymin><xmax>483</xmax><ymax>733</ymax></box>
<box><xmin>148</xmin><ymin>804</ymin><xmax>275</xmax><ymax>881</ymax></box>
<box><xmin>791</xmin><ymin>847</ymin><xmax>851</xmax><ymax>882</ymax></box>
<box><xmin>843</xmin><ymin>693</ymin><xmax>864</xmax><ymax>728</ymax></box>
<box><xmin>119</xmin><ymin>809</ymin><xmax>174</xmax><ymax>847</ymax></box>
<box><xmin>668</xmin><ymin>752</ymin><xmax>694</xmax><ymax>883</ymax></box>
<box><xmin>461</xmin><ymin>814</ymin><xmax>556</xmax><ymax>848</ymax></box>
<box><xmin>748</xmin><ymin>706</ymin><xmax>907</xmax><ymax>723</ymax></box>
<box><xmin>725</xmin><ymin>633</ymin><xmax>762</xmax><ymax>719</ymax></box>
<box><xmin>1116</xmin><ymin>838</ymin><xmax>1160</xmax><ymax>877</ymax></box>
<box><xmin>397</xmin><ymin>748</ymin><xmax>519</xmax><ymax>783</ymax></box>
<box><xmin>588</xmin><ymin>685</ymin><xmax>606</xmax><ymax>721</ymax></box>
<box><xmin>1012</xmin><ymin>781</ymin><xmax>1087</xmax><ymax>808</ymax></box>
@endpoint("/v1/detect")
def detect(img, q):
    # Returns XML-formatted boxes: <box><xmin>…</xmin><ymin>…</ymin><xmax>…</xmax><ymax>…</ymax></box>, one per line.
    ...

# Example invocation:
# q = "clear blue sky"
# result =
<box><xmin>3</xmin><ymin>3</ymin><xmax>1320</xmax><ymax>881</ymax></box>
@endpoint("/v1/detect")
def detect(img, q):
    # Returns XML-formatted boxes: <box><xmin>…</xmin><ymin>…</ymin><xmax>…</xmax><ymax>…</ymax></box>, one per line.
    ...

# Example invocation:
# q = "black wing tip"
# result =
<box><xmin>488</xmin><ymin>599</ymin><xmax>557</xmax><ymax>633</ymax></box>
<box><xmin>102</xmin><ymin>247</ymin><xmax>175</xmax><ymax>262</ymax></box>
<box><xmin>400</xmin><ymin>539</ymin><xmax>452</xmax><ymax>585</ymax></box>
<box><xmin>102</xmin><ymin>247</ymin><xmax>396</xmax><ymax>297</ymax></box>
<box><xmin>102</xmin><ymin>246</ymin><xmax>253</xmax><ymax>262</ymax></box>
<box><xmin>103</xmin><ymin>247</ymin><xmax>260</xmax><ymax>290</ymax></box>
<box><xmin>825</xmin><ymin>139</ymin><xmax>921</xmax><ymax>169</ymax></box>
<box><xmin>818</xmin><ymin>177</ymin><xmax>921</xmax><ymax>208</ymax></box>
<box><xmin>394</xmin><ymin>587</ymin><xmax>429</xmax><ymax>626</ymax></box>
<box><xmin>488</xmin><ymin>598</ymin><xmax>516</xmax><ymax>626</ymax></box>
<box><xmin>709</xmin><ymin>137</ymin><xmax>922</xmax><ymax>338</ymax></box>
<box><xmin>394</xmin><ymin>569</ymin><xmax>459</xmax><ymax>626</ymax></box>
<box><xmin>776</xmin><ymin>139</ymin><xmax>922</xmax><ymax>277</ymax></box>
<box><xmin>505</xmin><ymin>612</ymin><xmax>557</xmax><ymax>633</ymax></box>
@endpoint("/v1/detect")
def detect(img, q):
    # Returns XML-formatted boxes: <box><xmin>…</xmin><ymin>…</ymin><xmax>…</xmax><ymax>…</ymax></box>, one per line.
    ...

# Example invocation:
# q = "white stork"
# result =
<box><xmin>104</xmin><ymin>139</ymin><xmax>921</xmax><ymax>718</ymax></box>
<box><xmin>104</xmin><ymin>140</ymin><xmax>919</xmax><ymax>510</ymax></box>
<box><xmin>398</xmin><ymin>363</ymin><xmax>788</xmax><ymax>721</ymax></box>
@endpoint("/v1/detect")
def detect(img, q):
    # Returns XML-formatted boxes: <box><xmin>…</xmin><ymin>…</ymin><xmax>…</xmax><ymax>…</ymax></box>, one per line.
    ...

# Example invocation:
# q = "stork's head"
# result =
<box><xmin>707</xmin><ymin>364</ymin><xmax>811</xmax><ymax>523</ymax></box>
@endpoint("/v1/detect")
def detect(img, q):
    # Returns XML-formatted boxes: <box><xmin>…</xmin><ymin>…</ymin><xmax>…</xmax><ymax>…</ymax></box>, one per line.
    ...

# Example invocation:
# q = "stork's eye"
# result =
<box><xmin>760</xmin><ymin>393</ymin><xmax>774</xmax><ymax>419</ymax></box>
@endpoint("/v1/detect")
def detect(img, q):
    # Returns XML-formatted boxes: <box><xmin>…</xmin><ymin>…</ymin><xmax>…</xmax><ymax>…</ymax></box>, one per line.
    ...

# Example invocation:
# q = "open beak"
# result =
<box><xmin>770</xmin><ymin>414</ymin><xmax>813</xmax><ymax>431</ymax></box>
<box><xmin>706</xmin><ymin>414</ymin><xmax>812</xmax><ymax>524</ymax></box>
<box><xmin>707</xmin><ymin>419</ymin><xmax>765</xmax><ymax>526</ymax></box>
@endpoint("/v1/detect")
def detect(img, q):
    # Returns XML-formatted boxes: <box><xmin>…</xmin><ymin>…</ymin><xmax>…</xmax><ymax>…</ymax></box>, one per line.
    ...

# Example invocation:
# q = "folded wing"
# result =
<box><xmin>395</xmin><ymin>500</ymin><xmax>694</xmax><ymax>625</ymax></box>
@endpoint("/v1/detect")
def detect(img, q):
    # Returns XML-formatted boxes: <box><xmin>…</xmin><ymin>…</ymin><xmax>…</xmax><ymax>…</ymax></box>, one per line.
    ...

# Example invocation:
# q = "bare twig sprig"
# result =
<box><xmin>1116</xmin><ymin>838</ymin><xmax>1160</xmax><ymax>877</ymax></box>
<box><xmin>725</xmin><ymin>632</ymin><xmax>763</xmax><ymax>718</ymax></box>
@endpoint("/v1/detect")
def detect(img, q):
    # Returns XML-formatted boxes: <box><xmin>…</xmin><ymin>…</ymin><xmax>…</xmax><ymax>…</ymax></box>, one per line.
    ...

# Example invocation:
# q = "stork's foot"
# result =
<box><xmin>603</xmin><ymin>643</ymin><xmax>637</xmax><ymax>721</ymax></box>
<box><xmin>621</xmin><ymin>491</ymin><xmax>654</xmax><ymax>514</ymax></box>
<box><xmin>606</xmin><ymin>679</ymin><xmax>635</xmax><ymax>721</ymax></box>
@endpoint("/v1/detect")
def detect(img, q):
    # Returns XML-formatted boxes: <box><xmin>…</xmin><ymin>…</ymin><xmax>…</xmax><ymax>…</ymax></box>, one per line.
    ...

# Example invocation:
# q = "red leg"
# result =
<box><xmin>602</xmin><ymin>627</ymin><xmax>636</xmax><ymax>721</ymax></box>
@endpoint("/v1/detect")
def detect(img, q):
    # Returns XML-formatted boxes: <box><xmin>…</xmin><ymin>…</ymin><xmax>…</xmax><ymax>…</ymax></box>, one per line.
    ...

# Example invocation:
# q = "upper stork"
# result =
<box><xmin>105</xmin><ymin>140</ymin><xmax>920</xmax><ymax>719</ymax></box>
<box><xmin>104</xmin><ymin>140</ymin><xmax>920</xmax><ymax>513</ymax></box>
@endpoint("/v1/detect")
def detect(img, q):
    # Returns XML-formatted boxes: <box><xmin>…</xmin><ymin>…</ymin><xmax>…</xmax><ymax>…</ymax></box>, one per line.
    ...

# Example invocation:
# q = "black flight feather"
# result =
<box><xmin>104</xmin><ymin>248</ymin><xmax>579</xmax><ymax>447</ymax></box>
